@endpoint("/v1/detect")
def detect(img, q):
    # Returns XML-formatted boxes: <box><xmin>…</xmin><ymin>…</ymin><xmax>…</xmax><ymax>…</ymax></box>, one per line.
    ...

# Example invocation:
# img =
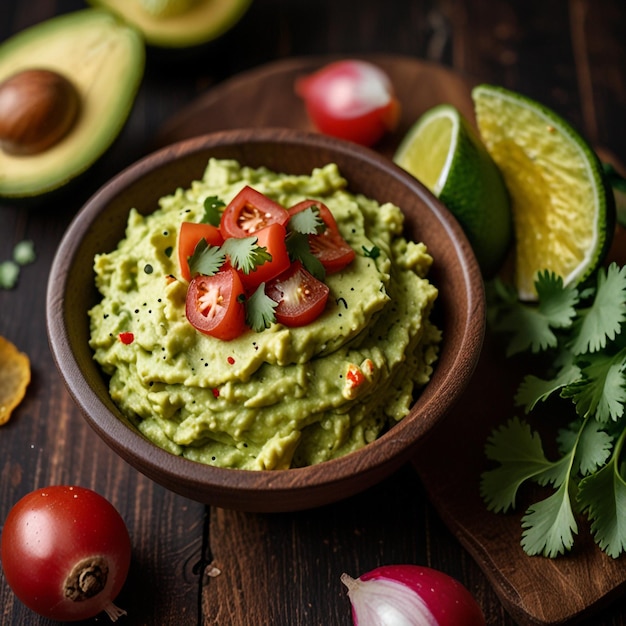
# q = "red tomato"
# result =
<box><xmin>266</xmin><ymin>261</ymin><xmax>329</xmax><ymax>327</ymax></box>
<box><xmin>177</xmin><ymin>221</ymin><xmax>224</xmax><ymax>282</ymax></box>
<box><xmin>220</xmin><ymin>185</ymin><xmax>289</xmax><ymax>239</ymax></box>
<box><xmin>0</xmin><ymin>486</ymin><xmax>131</xmax><ymax>622</ymax></box>
<box><xmin>295</xmin><ymin>60</ymin><xmax>400</xmax><ymax>146</ymax></box>
<box><xmin>185</xmin><ymin>267</ymin><xmax>246</xmax><ymax>340</ymax></box>
<box><xmin>289</xmin><ymin>200</ymin><xmax>355</xmax><ymax>274</ymax></box>
<box><xmin>238</xmin><ymin>223</ymin><xmax>291</xmax><ymax>292</ymax></box>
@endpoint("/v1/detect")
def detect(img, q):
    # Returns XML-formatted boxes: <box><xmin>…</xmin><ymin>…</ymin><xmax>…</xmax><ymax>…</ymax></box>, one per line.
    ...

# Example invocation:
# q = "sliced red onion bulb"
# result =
<box><xmin>341</xmin><ymin>564</ymin><xmax>486</xmax><ymax>626</ymax></box>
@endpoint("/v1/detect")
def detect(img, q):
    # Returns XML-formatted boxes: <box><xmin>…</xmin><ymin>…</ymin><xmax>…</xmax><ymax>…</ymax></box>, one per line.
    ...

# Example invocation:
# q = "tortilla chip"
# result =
<box><xmin>0</xmin><ymin>336</ymin><xmax>31</xmax><ymax>425</ymax></box>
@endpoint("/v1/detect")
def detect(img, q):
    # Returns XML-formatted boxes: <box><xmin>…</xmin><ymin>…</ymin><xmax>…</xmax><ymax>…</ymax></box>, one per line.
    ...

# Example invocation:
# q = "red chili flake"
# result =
<box><xmin>212</xmin><ymin>388</ymin><xmax>220</xmax><ymax>398</ymax></box>
<box><xmin>227</xmin><ymin>356</ymin><xmax>235</xmax><ymax>365</ymax></box>
<box><xmin>118</xmin><ymin>332</ymin><xmax>135</xmax><ymax>345</ymax></box>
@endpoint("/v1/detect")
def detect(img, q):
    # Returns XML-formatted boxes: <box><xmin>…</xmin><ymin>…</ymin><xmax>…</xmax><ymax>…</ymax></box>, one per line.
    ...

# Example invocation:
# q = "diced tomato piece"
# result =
<box><xmin>237</xmin><ymin>223</ymin><xmax>291</xmax><ymax>292</ymax></box>
<box><xmin>265</xmin><ymin>261</ymin><xmax>329</xmax><ymax>327</ymax></box>
<box><xmin>118</xmin><ymin>332</ymin><xmax>134</xmax><ymax>345</ymax></box>
<box><xmin>178</xmin><ymin>221</ymin><xmax>224</xmax><ymax>282</ymax></box>
<box><xmin>289</xmin><ymin>200</ymin><xmax>355</xmax><ymax>274</ymax></box>
<box><xmin>220</xmin><ymin>186</ymin><xmax>289</xmax><ymax>239</ymax></box>
<box><xmin>185</xmin><ymin>267</ymin><xmax>246</xmax><ymax>340</ymax></box>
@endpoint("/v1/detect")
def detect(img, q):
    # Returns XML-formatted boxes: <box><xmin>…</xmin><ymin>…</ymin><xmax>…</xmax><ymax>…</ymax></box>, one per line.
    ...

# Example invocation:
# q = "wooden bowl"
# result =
<box><xmin>46</xmin><ymin>128</ymin><xmax>484</xmax><ymax>512</ymax></box>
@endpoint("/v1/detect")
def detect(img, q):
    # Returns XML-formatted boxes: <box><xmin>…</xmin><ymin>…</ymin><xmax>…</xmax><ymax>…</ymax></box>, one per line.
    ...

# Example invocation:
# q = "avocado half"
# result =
<box><xmin>88</xmin><ymin>0</ymin><xmax>252</xmax><ymax>49</ymax></box>
<box><xmin>0</xmin><ymin>9</ymin><xmax>144</xmax><ymax>199</ymax></box>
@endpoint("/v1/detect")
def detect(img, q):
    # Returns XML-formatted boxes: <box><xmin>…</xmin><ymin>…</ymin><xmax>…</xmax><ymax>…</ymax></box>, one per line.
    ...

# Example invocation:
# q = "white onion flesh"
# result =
<box><xmin>341</xmin><ymin>573</ymin><xmax>438</xmax><ymax>626</ymax></box>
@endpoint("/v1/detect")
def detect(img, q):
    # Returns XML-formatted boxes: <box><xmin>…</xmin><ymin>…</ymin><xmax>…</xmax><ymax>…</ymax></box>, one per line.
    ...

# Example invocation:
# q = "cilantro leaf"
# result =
<box><xmin>568</xmin><ymin>263</ymin><xmax>626</xmax><ymax>354</ymax></box>
<box><xmin>561</xmin><ymin>348</ymin><xmax>626</xmax><ymax>422</ymax></box>
<box><xmin>577</xmin><ymin>429</ymin><xmax>626</xmax><ymax>558</ymax></box>
<box><xmin>285</xmin><ymin>232</ymin><xmax>325</xmax><ymax>280</ymax></box>
<box><xmin>481</xmin><ymin>417</ymin><xmax>562</xmax><ymax>513</ymax></box>
<box><xmin>245</xmin><ymin>284</ymin><xmax>277</xmax><ymax>332</ymax></box>
<box><xmin>515</xmin><ymin>357</ymin><xmax>581</xmax><ymax>412</ymax></box>
<box><xmin>202</xmin><ymin>196</ymin><xmax>225</xmax><ymax>226</ymax></box>
<box><xmin>187</xmin><ymin>239</ymin><xmax>226</xmax><ymax>277</ymax></box>
<box><xmin>557</xmin><ymin>419</ymin><xmax>613</xmax><ymax>476</ymax></box>
<box><xmin>577</xmin><ymin>420</ymin><xmax>614</xmax><ymax>474</ymax></box>
<box><xmin>520</xmin><ymin>481</ymin><xmax>578</xmax><ymax>558</ymax></box>
<box><xmin>222</xmin><ymin>237</ymin><xmax>271</xmax><ymax>274</ymax></box>
<box><xmin>287</xmin><ymin>206</ymin><xmax>325</xmax><ymax>235</ymax></box>
<box><xmin>491</xmin><ymin>271</ymin><xmax>578</xmax><ymax>356</ymax></box>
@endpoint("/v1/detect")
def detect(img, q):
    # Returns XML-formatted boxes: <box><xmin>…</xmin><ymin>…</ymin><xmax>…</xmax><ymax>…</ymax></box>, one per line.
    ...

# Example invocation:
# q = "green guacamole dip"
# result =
<box><xmin>89</xmin><ymin>159</ymin><xmax>441</xmax><ymax>470</ymax></box>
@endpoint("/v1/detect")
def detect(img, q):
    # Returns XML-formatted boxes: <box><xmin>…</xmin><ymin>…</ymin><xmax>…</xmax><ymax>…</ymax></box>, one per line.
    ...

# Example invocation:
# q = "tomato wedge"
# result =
<box><xmin>185</xmin><ymin>267</ymin><xmax>246</xmax><ymax>340</ymax></box>
<box><xmin>178</xmin><ymin>222</ymin><xmax>224</xmax><ymax>281</ymax></box>
<box><xmin>220</xmin><ymin>185</ymin><xmax>289</xmax><ymax>238</ymax></box>
<box><xmin>289</xmin><ymin>200</ymin><xmax>355</xmax><ymax>274</ymax></box>
<box><xmin>266</xmin><ymin>261</ymin><xmax>329</xmax><ymax>327</ymax></box>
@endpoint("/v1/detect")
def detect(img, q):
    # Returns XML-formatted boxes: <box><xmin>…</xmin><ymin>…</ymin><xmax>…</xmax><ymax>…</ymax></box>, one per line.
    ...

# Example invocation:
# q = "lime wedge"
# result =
<box><xmin>472</xmin><ymin>84</ymin><xmax>615</xmax><ymax>301</ymax></box>
<box><xmin>394</xmin><ymin>104</ymin><xmax>512</xmax><ymax>277</ymax></box>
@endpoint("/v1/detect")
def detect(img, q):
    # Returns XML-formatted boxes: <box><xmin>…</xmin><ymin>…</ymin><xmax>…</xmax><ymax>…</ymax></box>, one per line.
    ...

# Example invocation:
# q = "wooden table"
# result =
<box><xmin>1</xmin><ymin>1</ymin><xmax>625</xmax><ymax>624</ymax></box>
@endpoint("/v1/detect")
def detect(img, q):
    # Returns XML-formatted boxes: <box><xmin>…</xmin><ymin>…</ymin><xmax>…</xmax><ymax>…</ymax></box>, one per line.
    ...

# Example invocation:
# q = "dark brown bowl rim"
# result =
<box><xmin>46</xmin><ymin>127</ymin><xmax>485</xmax><ymax>509</ymax></box>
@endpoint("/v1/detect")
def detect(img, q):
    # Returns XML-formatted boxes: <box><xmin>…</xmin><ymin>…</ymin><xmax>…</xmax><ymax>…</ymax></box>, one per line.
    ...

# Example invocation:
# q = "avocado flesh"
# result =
<box><xmin>88</xmin><ymin>0</ymin><xmax>252</xmax><ymax>48</ymax></box>
<box><xmin>0</xmin><ymin>9</ymin><xmax>144</xmax><ymax>199</ymax></box>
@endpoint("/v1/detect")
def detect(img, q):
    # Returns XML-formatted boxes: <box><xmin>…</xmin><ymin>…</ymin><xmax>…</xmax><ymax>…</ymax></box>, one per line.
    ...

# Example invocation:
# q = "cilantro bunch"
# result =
<box><xmin>481</xmin><ymin>263</ymin><xmax>626</xmax><ymax>558</ymax></box>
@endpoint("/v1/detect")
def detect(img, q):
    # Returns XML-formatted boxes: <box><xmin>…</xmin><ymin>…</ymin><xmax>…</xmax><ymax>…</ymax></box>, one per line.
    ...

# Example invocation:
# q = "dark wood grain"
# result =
<box><xmin>1</xmin><ymin>1</ymin><xmax>625</xmax><ymax>625</ymax></box>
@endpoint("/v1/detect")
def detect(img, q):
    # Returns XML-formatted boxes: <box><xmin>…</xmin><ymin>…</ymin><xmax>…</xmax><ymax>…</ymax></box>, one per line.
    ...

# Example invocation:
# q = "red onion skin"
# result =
<box><xmin>359</xmin><ymin>565</ymin><xmax>486</xmax><ymax>626</ymax></box>
<box><xmin>295</xmin><ymin>60</ymin><xmax>400</xmax><ymax>146</ymax></box>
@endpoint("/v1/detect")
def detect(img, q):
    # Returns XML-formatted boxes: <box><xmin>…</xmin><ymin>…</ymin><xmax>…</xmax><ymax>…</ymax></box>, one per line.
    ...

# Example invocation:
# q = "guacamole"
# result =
<box><xmin>88</xmin><ymin>159</ymin><xmax>441</xmax><ymax>470</ymax></box>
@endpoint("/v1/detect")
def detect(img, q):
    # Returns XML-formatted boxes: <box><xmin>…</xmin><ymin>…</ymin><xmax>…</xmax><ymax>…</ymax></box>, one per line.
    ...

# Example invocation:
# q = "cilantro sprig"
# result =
<box><xmin>482</xmin><ymin>263</ymin><xmax>626</xmax><ymax>558</ymax></box>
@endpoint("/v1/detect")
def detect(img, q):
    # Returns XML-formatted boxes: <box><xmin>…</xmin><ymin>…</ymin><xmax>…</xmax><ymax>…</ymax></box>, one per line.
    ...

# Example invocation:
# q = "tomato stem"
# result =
<box><xmin>103</xmin><ymin>601</ymin><xmax>128</xmax><ymax>622</ymax></box>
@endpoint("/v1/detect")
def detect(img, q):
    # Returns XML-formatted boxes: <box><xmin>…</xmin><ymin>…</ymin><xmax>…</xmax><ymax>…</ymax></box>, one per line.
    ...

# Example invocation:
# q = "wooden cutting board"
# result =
<box><xmin>155</xmin><ymin>55</ymin><xmax>626</xmax><ymax>625</ymax></box>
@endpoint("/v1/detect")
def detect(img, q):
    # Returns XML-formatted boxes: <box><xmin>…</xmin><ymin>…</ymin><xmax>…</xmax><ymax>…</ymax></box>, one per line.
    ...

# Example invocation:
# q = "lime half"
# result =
<box><xmin>472</xmin><ymin>84</ymin><xmax>615</xmax><ymax>301</ymax></box>
<box><xmin>394</xmin><ymin>104</ymin><xmax>512</xmax><ymax>277</ymax></box>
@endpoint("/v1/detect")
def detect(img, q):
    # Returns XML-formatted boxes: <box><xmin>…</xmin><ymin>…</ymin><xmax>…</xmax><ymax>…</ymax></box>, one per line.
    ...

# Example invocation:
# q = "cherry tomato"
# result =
<box><xmin>177</xmin><ymin>221</ymin><xmax>224</xmax><ymax>282</ymax></box>
<box><xmin>238</xmin><ymin>223</ymin><xmax>291</xmax><ymax>292</ymax></box>
<box><xmin>220</xmin><ymin>185</ymin><xmax>289</xmax><ymax>239</ymax></box>
<box><xmin>266</xmin><ymin>260</ymin><xmax>329</xmax><ymax>327</ymax></box>
<box><xmin>185</xmin><ymin>266</ymin><xmax>246</xmax><ymax>340</ymax></box>
<box><xmin>295</xmin><ymin>59</ymin><xmax>400</xmax><ymax>146</ymax></box>
<box><xmin>289</xmin><ymin>200</ymin><xmax>355</xmax><ymax>274</ymax></box>
<box><xmin>1</xmin><ymin>486</ymin><xmax>131</xmax><ymax>623</ymax></box>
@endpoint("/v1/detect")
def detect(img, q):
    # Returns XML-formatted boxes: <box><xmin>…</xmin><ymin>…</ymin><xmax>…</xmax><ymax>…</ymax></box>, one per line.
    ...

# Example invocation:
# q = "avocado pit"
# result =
<box><xmin>0</xmin><ymin>68</ymin><xmax>80</xmax><ymax>156</ymax></box>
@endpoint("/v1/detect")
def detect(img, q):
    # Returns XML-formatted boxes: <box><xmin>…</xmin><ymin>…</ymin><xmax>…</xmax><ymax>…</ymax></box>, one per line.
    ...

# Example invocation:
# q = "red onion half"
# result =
<box><xmin>341</xmin><ymin>564</ymin><xmax>486</xmax><ymax>626</ymax></box>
